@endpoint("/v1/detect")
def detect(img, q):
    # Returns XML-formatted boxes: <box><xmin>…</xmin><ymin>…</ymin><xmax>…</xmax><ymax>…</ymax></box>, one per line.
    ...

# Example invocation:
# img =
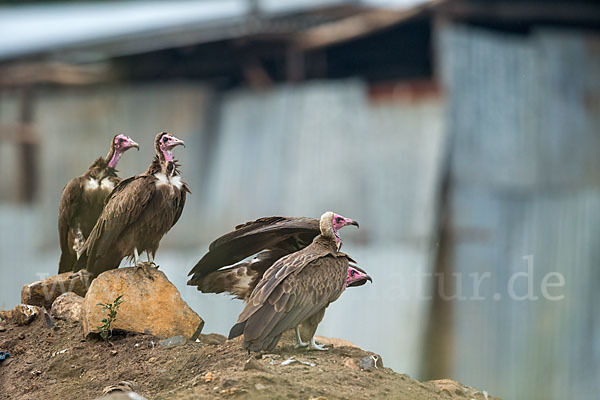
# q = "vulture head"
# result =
<box><xmin>346</xmin><ymin>265</ymin><xmax>372</xmax><ymax>288</ymax></box>
<box><xmin>107</xmin><ymin>134</ymin><xmax>139</xmax><ymax>168</ymax></box>
<box><xmin>155</xmin><ymin>132</ymin><xmax>185</xmax><ymax>162</ymax></box>
<box><xmin>319</xmin><ymin>211</ymin><xmax>359</xmax><ymax>248</ymax></box>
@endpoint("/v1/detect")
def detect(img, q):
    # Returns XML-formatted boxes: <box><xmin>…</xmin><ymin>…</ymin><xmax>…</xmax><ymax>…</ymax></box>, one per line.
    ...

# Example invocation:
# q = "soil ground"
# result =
<box><xmin>0</xmin><ymin>316</ymin><xmax>496</xmax><ymax>400</ymax></box>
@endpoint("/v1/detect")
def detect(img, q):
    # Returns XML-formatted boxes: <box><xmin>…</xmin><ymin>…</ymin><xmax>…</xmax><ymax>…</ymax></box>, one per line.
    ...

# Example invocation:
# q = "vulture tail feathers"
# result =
<box><xmin>228</xmin><ymin>321</ymin><xmax>246</xmax><ymax>340</ymax></box>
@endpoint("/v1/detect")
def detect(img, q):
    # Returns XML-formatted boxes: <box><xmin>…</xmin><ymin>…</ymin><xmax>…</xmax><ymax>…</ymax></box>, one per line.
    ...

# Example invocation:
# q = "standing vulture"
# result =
<box><xmin>74</xmin><ymin>132</ymin><xmax>189</xmax><ymax>279</ymax></box>
<box><xmin>188</xmin><ymin>216</ymin><xmax>371</xmax><ymax>301</ymax></box>
<box><xmin>228</xmin><ymin>211</ymin><xmax>365</xmax><ymax>352</ymax></box>
<box><xmin>58</xmin><ymin>134</ymin><xmax>139</xmax><ymax>273</ymax></box>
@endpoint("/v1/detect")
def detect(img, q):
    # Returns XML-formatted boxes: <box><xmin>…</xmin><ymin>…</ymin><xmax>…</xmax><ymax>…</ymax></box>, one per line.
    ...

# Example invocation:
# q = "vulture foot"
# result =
<box><xmin>294</xmin><ymin>327</ymin><xmax>308</xmax><ymax>348</ymax></box>
<box><xmin>135</xmin><ymin>262</ymin><xmax>157</xmax><ymax>280</ymax></box>
<box><xmin>308</xmin><ymin>338</ymin><xmax>328</xmax><ymax>351</ymax></box>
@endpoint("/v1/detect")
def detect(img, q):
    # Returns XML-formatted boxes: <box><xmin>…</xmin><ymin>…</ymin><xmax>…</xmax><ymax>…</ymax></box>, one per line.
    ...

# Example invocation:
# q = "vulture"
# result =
<box><xmin>74</xmin><ymin>132</ymin><xmax>190</xmax><ymax>279</ymax></box>
<box><xmin>188</xmin><ymin>215</ymin><xmax>371</xmax><ymax>300</ymax></box>
<box><xmin>58</xmin><ymin>134</ymin><xmax>139</xmax><ymax>273</ymax></box>
<box><xmin>227</xmin><ymin>211</ymin><xmax>367</xmax><ymax>352</ymax></box>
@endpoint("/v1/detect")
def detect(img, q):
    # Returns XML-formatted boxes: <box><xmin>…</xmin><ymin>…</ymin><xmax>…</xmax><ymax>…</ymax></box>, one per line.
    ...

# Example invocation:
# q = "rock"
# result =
<box><xmin>199</xmin><ymin>333</ymin><xmax>227</xmax><ymax>345</ymax></box>
<box><xmin>0</xmin><ymin>304</ymin><xmax>40</xmax><ymax>325</ymax></box>
<box><xmin>0</xmin><ymin>325</ymin><xmax>6</xmax><ymax>332</ymax></box>
<box><xmin>343</xmin><ymin>358</ymin><xmax>360</xmax><ymax>370</ymax></box>
<box><xmin>51</xmin><ymin>292</ymin><xmax>83</xmax><ymax>323</ymax></box>
<box><xmin>159</xmin><ymin>335</ymin><xmax>186</xmax><ymax>348</ymax></box>
<box><xmin>255</xmin><ymin>383</ymin><xmax>267</xmax><ymax>390</ymax></box>
<box><xmin>314</xmin><ymin>336</ymin><xmax>361</xmax><ymax>349</ymax></box>
<box><xmin>359</xmin><ymin>354</ymin><xmax>384</xmax><ymax>371</ymax></box>
<box><xmin>21</xmin><ymin>272</ymin><xmax>90</xmax><ymax>309</ymax></box>
<box><xmin>244</xmin><ymin>357</ymin><xmax>270</xmax><ymax>373</ymax></box>
<box><xmin>81</xmin><ymin>267</ymin><xmax>203</xmax><ymax>339</ymax></box>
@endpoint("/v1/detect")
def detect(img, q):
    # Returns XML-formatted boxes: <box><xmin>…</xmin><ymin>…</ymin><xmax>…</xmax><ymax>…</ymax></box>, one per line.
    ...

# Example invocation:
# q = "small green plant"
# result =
<box><xmin>97</xmin><ymin>295</ymin><xmax>124</xmax><ymax>341</ymax></box>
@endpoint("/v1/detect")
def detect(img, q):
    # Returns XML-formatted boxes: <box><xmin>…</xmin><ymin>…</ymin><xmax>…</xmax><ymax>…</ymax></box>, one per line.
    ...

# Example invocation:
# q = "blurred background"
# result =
<box><xmin>0</xmin><ymin>0</ymin><xmax>599</xmax><ymax>398</ymax></box>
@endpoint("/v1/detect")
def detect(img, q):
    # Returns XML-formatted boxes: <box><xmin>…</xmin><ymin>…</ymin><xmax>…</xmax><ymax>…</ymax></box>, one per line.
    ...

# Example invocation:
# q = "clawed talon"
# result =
<box><xmin>135</xmin><ymin>262</ymin><xmax>156</xmax><ymax>280</ymax></box>
<box><xmin>308</xmin><ymin>338</ymin><xmax>328</xmax><ymax>351</ymax></box>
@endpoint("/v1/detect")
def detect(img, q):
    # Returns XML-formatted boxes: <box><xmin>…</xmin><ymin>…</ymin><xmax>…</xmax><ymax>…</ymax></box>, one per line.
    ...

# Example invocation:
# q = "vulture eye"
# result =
<box><xmin>118</xmin><ymin>138</ymin><xmax>124</xmax><ymax>144</ymax></box>
<box><xmin>162</xmin><ymin>136</ymin><xmax>169</xmax><ymax>143</ymax></box>
<box><xmin>350</xmin><ymin>270</ymin><xmax>356</xmax><ymax>277</ymax></box>
<box><xmin>336</xmin><ymin>217</ymin><xmax>342</xmax><ymax>223</ymax></box>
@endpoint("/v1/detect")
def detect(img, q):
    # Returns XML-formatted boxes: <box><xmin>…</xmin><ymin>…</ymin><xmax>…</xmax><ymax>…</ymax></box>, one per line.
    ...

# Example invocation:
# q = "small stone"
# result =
<box><xmin>21</xmin><ymin>272</ymin><xmax>89</xmax><ymax>309</ymax></box>
<box><xmin>110</xmin><ymin>350</ymin><xmax>118</xmax><ymax>356</ymax></box>
<box><xmin>359</xmin><ymin>355</ymin><xmax>383</xmax><ymax>371</ymax></box>
<box><xmin>18</xmin><ymin>333</ymin><xmax>25</xmax><ymax>340</ymax></box>
<box><xmin>147</xmin><ymin>357</ymin><xmax>157</xmax><ymax>363</ymax></box>
<box><xmin>31</xmin><ymin>369</ymin><xmax>41</xmax><ymax>376</ymax></box>
<box><xmin>204</xmin><ymin>371</ymin><xmax>214</xmax><ymax>383</ymax></box>
<box><xmin>255</xmin><ymin>383</ymin><xmax>267</xmax><ymax>390</ymax></box>
<box><xmin>51</xmin><ymin>292</ymin><xmax>84</xmax><ymax>323</ymax></box>
<box><xmin>343</xmin><ymin>358</ymin><xmax>360</xmax><ymax>371</ymax></box>
<box><xmin>159</xmin><ymin>335</ymin><xmax>186</xmax><ymax>348</ymax></box>
<box><xmin>0</xmin><ymin>325</ymin><xmax>6</xmax><ymax>332</ymax></box>
<box><xmin>244</xmin><ymin>358</ymin><xmax>270</xmax><ymax>373</ymax></box>
<box><xmin>48</xmin><ymin>379</ymin><xmax>57</xmax><ymax>384</ymax></box>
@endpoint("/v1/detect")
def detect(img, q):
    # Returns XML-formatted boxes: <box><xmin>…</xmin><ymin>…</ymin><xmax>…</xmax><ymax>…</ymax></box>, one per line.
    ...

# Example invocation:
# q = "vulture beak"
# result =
<box><xmin>349</xmin><ymin>219</ymin><xmax>359</xmax><ymax>228</ymax></box>
<box><xmin>172</xmin><ymin>138</ymin><xmax>185</xmax><ymax>148</ymax></box>
<box><xmin>348</xmin><ymin>273</ymin><xmax>372</xmax><ymax>287</ymax></box>
<box><xmin>129</xmin><ymin>140</ymin><xmax>140</xmax><ymax>150</ymax></box>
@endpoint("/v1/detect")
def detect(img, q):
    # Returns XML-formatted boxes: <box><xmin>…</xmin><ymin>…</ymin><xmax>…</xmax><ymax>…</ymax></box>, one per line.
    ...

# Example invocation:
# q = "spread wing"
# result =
<box><xmin>82</xmin><ymin>175</ymin><xmax>156</xmax><ymax>272</ymax></box>
<box><xmin>188</xmin><ymin>216</ymin><xmax>319</xmax><ymax>283</ymax></box>
<box><xmin>230</xmin><ymin>252</ymin><xmax>348</xmax><ymax>351</ymax></box>
<box><xmin>57</xmin><ymin>177</ymin><xmax>84</xmax><ymax>273</ymax></box>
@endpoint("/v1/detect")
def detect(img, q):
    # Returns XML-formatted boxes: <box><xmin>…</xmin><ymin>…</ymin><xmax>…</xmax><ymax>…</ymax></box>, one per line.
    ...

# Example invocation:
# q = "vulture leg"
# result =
<box><xmin>146</xmin><ymin>252</ymin><xmax>158</xmax><ymax>268</ymax></box>
<box><xmin>294</xmin><ymin>326</ymin><xmax>308</xmax><ymax>349</ymax></box>
<box><xmin>133</xmin><ymin>248</ymin><xmax>141</xmax><ymax>267</ymax></box>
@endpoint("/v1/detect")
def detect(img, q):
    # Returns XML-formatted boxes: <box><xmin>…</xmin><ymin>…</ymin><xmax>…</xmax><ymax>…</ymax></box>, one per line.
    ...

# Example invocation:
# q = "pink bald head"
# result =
<box><xmin>109</xmin><ymin>134</ymin><xmax>139</xmax><ymax>167</ymax></box>
<box><xmin>346</xmin><ymin>265</ymin><xmax>372</xmax><ymax>288</ymax></box>
<box><xmin>156</xmin><ymin>132</ymin><xmax>185</xmax><ymax>162</ymax></box>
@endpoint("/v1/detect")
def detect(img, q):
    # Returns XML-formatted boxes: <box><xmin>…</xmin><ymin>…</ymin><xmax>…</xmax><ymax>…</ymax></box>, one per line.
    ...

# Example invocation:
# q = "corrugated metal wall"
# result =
<box><xmin>440</xmin><ymin>24</ymin><xmax>600</xmax><ymax>400</ymax></box>
<box><xmin>0</xmin><ymin>80</ymin><xmax>446</xmax><ymax>375</ymax></box>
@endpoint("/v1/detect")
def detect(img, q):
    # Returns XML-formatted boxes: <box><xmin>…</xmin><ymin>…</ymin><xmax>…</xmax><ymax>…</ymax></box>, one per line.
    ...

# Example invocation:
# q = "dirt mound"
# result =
<box><xmin>0</xmin><ymin>316</ymin><xmax>495</xmax><ymax>400</ymax></box>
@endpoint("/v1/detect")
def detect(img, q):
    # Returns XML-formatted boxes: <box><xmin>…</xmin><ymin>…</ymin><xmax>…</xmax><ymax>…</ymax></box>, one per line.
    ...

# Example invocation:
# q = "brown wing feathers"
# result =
<box><xmin>187</xmin><ymin>217</ymin><xmax>320</xmax><ymax>294</ymax></box>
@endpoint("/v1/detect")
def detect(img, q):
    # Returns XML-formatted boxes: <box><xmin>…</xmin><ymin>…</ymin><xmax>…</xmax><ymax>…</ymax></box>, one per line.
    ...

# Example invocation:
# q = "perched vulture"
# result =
<box><xmin>188</xmin><ymin>216</ymin><xmax>371</xmax><ymax>300</ymax></box>
<box><xmin>74</xmin><ymin>132</ymin><xmax>190</xmax><ymax>279</ymax></box>
<box><xmin>228</xmin><ymin>211</ymin><xmax>366</xmax><ymax>352</ymax></box>
<box><xmin>57</xmin><ymin>134</ymin><xmax>139</xmax><ymax>273</ymax></box>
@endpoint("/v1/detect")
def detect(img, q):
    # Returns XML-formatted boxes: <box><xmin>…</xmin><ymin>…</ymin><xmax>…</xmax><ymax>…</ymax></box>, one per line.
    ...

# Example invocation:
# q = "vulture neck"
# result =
<box><xmin>319</xmin><ymin>213</ymin><xmax>341</xmax><ymax>250</ymax></box>
<box><xmin>105</xmin><ymin>146</ymin><xmax>122</xmax><ymax>168</ymax></box>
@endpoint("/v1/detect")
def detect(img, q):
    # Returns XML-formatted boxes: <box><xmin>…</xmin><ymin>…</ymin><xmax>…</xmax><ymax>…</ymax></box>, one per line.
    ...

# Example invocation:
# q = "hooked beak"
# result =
<box><xmin>349</xmin><ymin>219</ymin><xmax>359</xmax><ymax>228</ymax></box>
<box><xmin>172</xmin><ymin>138</ymin><xmax>185</xmax><ymax>148</ymax></box>
<box><xmin>348</xmin><ymin>274</ymin><xmax>372</xmax><ymax>287</ymax></box>
<box><xmin>129</xmin><ymin>140</ymin><xmax>140</xmax><ymax>150</ymax></box>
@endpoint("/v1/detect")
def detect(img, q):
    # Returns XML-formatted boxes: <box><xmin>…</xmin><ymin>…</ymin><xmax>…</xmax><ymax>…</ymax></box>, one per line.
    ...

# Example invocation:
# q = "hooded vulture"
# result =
<box><xmin>188</xmin><ymin>215</ymin><xmax>371</xmax><ymax>301</ymax></box>
<box><xmin>57</xmin><ymin>134</ymin><xmax>139</xmax><ymax>273</ymax></box>
<box><xmin>227</xmin><ymin>211</ymin><xmax>367</xmax><ymax>352</ymax></box>
<box><xmin>74</xmin><ymin>132</ymin><xmax>189</xmax><ymax>279</ymax></box>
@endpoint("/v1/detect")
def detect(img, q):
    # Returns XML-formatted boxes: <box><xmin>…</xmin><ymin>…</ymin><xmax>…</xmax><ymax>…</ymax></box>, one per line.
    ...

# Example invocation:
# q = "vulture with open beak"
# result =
<box><xmin>74</xmin><ymin>132</ymin><xmax>189</xmax><ymax>279</ymax></box>
<box><xmin>57</xmin><ymin>134</ymin><xmax>139</xmax><ymax>273</ymax></box>
<box><xmin>227</xmin><ymin>211</ymin><xmax>366</xmax><ymax>352</ymax></box>
<box><xmin>188</xmin><ymin>216</ymin><xmax>371</xmax><ymax>301</ymax></box>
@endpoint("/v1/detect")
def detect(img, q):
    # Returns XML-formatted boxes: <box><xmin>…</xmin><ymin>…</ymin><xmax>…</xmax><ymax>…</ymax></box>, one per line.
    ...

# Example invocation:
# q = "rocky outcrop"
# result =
<box><xmin>81</xmin><ymin>267</ymin><xmax>204</xmax><ymax>339</ymax></box>
<box><xmin>51</xmin><ymin>292</ymin><xmax>84</xmax><ymax>323</ymax></box>
<box><xmin>21</xmin><ymin>272</ymin><xmax>89</xmax><ymax>309</ymax></box>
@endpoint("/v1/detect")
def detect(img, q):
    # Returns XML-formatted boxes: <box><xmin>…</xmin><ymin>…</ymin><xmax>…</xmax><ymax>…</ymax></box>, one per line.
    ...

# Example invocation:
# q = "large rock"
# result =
<box><xmin>21</xmin><ymin>272</ymin><xmax>90</xmax><ymax>309</ymax></box>
<box><xmin>51</xmin><ymin>292</ymin><xmax>84</xmax><ymax>322</ymax></box>
<box><xmin>81</xmin><ymin>267</ymin><xmax>203</xmax><ymax>339</ymax></box>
